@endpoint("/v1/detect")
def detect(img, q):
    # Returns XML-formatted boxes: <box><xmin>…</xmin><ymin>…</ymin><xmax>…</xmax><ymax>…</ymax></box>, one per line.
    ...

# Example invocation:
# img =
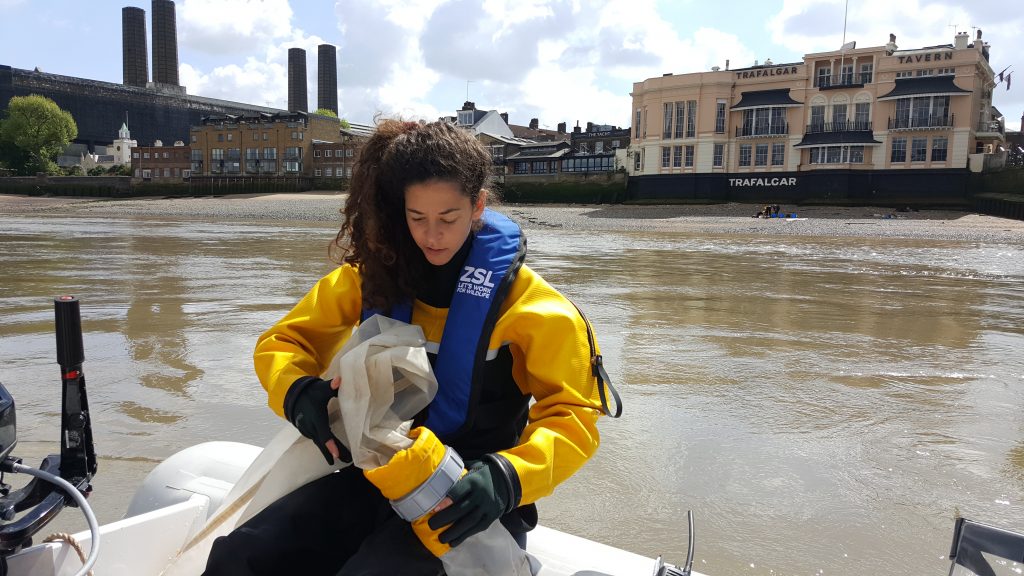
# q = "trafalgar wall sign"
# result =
<box><xmin>735</xmin><ymin>66</ymin><xmax>800</xmax><ymax>80</ymax></box>
<box><xmin>728</xmin><ymin>177</ymin><xmax>798</xmax><ymax>187</ymax></box>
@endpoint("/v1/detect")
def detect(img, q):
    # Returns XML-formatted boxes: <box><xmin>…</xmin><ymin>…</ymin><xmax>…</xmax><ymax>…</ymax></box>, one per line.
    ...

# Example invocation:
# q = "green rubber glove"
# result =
<box><xmin>428</xmin><ymin>458</ymin><xmax>510</xmax><ymax>547</ymax></box>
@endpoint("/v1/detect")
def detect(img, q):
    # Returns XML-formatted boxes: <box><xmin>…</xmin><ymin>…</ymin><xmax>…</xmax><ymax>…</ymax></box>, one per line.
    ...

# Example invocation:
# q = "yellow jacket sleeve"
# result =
<box><xmin>253</xmin><ymin>265</ymin><xmax>362</xmax><ymax>417</ymax></box>
<box><xmin>490</xmin><ymin>265</ymin><xmax>605</xmax><ymax>506</ymax></box>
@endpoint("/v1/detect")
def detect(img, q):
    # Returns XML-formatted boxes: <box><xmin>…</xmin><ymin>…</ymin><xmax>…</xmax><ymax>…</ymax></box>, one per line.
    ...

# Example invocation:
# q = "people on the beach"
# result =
<box><xmin>202</xmin><ymin>119</ymin><xmax>618</xmax><ymax>575</ymax></box>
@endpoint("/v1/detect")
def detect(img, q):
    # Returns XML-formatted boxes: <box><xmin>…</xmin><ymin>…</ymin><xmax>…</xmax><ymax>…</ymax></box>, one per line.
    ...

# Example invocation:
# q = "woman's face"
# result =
<box><xmin>404</xmin><ymin>179</ymin><xmax>484</xmax><ymax>266</ymax></box>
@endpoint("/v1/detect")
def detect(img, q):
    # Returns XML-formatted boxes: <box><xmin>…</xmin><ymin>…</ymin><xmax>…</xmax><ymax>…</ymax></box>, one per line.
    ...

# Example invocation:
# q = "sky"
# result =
<box><xmin>0</xmin><ymin>0</ymin><xmax>1020</xmax><ymax>132</ymax></box>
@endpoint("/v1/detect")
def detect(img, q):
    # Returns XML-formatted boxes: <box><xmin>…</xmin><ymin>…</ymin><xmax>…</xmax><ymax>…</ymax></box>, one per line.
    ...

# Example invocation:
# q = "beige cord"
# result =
<box><xmin>42</xmin><ymin>532</ymin><xmax>94</xmax><ymax>576</ymax></box>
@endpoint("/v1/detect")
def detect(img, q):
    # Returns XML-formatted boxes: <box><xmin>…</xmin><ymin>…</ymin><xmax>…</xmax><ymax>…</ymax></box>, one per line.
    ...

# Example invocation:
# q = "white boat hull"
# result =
<box><xmin>6</xmin><ymin>442</ymin><xmax>702</xmax><ymax>576</ymax></box>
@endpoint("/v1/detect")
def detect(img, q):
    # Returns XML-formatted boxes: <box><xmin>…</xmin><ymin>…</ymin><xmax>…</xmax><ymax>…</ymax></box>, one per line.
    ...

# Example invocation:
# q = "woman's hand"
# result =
<box><xmin>285</xmin><ymin>376</ymin><xmax>351</xmax><ymax>464</ymax></box>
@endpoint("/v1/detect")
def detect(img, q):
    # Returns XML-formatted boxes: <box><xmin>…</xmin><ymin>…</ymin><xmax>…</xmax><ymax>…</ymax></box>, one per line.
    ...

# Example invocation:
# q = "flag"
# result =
<box><xmin>1008</xmin><ymin>72</ymin><xmax>1012</xmax><ymax>90</ymax></box>
<box><xmin>999</xmin><ymin>71</ymin><xmax>1005</xmax><ymax>82</ymax></box>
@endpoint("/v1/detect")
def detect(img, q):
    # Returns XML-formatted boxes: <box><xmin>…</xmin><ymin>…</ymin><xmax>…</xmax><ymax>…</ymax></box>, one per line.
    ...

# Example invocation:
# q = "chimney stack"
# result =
<box><xmin>499</xmin><ymin>112</ymin><xmax>508</xmax><ymax>123</ymax></box>
<box><xmin>288</xmin><ymin>48</ymin><xmax>308</xmax><ymax>112</ymax></box>
<box><xmin>529</xmin><ymin>118</ymin><xmax>539</xmax><ymax>130</ymax></box>
<box><xmin>151</xmin><ymin>0</ymin><xmax>179</xmax><ymax>86</ymax></box>
<box><xmin>586</xmin><ymin>121</ymin><xmax>594</xmax><ymax>132</ymax></box>
<box><xmin>317</xmin><ymin>44</ymin><xmax>338</xmax><ymax>114</ymax></box>
<box><xmin>954</xmin><ymin>31</ymin><xmax>969</xmax><ymax>50</ymax></box>
<box><xmin>557</xmin><ymin>122</ymin><xmax>566</xmax><ymax>133</ymax></box>
<box><xmin>122</xmin><ymin>7</ymin><xmax>148</xmax><ymax>87</ymax></box>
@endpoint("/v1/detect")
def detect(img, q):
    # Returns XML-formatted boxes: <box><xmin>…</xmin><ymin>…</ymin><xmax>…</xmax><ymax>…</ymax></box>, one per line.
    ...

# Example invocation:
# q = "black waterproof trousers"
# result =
<box><xmin>202</xmin><ymin>466</ymin><xmax>443</xmax><ymax>576</ymax></box>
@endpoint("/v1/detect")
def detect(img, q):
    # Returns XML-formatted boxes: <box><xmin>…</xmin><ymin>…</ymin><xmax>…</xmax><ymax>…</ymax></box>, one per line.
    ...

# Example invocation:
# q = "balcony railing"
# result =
<box><xmin>735</xmin><ymin>123</ymin><xmax>789</xmax><ymax>138</ymax></box>
<box><xmin>976</xmin><ymin>120</ymin><xmax>1005</xmax><ymax>135</ymax></box>
<box><xmin>888</xmin><ymin>114</ymin><xmax>954</xmax><ymax>130</ymax></box>
<box><xmin>805</xmin><ymin>120</ymin><xmax>872</xmax><ymax>134</ymax></box>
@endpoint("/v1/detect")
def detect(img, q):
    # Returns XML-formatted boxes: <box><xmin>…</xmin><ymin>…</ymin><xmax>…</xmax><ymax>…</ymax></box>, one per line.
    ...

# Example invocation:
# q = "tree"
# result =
<box><xmin>0</xmin><ymin>94</ymin><xmax>77</xmax><ymax>175</ymax></box>
<box><xmin>340</xmin><ymin>119</ymin><xmax>351</xmax><ymax>130</ymax></box>
<box><xmin>313</xmin><ymin>108</ymin><xmax>338</xmax><ymax>118</ymax></box>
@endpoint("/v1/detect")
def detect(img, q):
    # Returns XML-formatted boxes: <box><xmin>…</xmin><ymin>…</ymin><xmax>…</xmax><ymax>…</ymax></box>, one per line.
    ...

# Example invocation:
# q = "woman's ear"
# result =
<box><xmin>472</xmin><ymin>189</ymin><xmax>487</xmax><ymax>220</ymax></box>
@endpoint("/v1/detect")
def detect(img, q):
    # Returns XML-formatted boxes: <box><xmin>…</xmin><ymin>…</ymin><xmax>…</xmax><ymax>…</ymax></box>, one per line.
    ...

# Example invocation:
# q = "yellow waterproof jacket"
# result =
<box><xmin>254</xmin><ymin>262</ymin><xmax>605</xmax><ymax>507</ymax></box>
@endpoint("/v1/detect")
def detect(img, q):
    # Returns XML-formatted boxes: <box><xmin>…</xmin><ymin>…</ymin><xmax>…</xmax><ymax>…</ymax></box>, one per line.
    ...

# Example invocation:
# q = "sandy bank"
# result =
<box><xmin>2</xmin><ymin>192</ymin><xmax>1023</xmax><ymax>243</ymax></box>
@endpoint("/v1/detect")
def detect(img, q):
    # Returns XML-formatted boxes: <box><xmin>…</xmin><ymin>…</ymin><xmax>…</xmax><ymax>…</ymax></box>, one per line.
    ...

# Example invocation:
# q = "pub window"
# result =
<box><xmin>595</xmin><ymin>141</ymin><xmax>604</xmax><ymax>154</ymax></box>
<box><xmin>739</xmin><ymin>144</ymin><xmax>752</xmax><ymax>167</ymax></box>
<box><xmin>895</xmin><ymin>71</ymin><xmax>912</xmax><ymax>78</ymax></box>
<box><xmin>859</xmin><ymin>62</ymin><xmax>873</xmax><ymax>83</ymax></box>
<box><xmin>661</xmin><ymin>146</ymin><xmax>671</xmax><ymax>168</ymax></box>
<box><xmin>832</xmin><ymin>103</ymin><xmax>847</xmax><ymax>128</ymax></box>
<box><xmin>840</xmin><ymin>64</ymin><xmax>854</xmax><ymax>85</ymax></box>
<box><xmin>771</xmin><ymin>143</ymin><xmax>785</xmax><ymax>166</ymax></box>
<box><xmin>635</xmin><ymin>109</ymin><xmax>642</xmax><ymax>139</ymax></box>
<box><xmin>816</xmin><ymin>66</ymin><xmax>831</xmax><ymax>88</ymax></box>
<box><xmin>715</xmin><ymin>100</ymin><xmax>727</xmax><ymax>134</ymax></box>
<box><xmin>515</xmin><ymin>162</ymin><xmax>528</xmax><ymax>174</ymax></box>
<box><xmin>634</xmin><ymin>151</ymin><xmax>641</xmax><ymax>171</ymax></box>
<box><xmin>937</xmin><ymin>67</ymin><xmax>955</xmax><ymax>75</ymax></box>
<box><xmin>849</xmin><ymin>146</ymin><xmax>864</xmax><ymax>163</ymax></box>
<box><xmin>890</xmin><ymin>137</ymin><xmax>907</xmax><ymax>163</ymax></box>
<box><xmin>686</xmin><ymin>101</ymin><xmax>696</xmax><ymax>138</ymax></box>
<box><xmin>672</xmin><ymin>145</ymin><xmax>682</xmax><ymax>168</ymax></box>
<box><xmin>911</xmin><ymin>138</ymin><xmax>928</xmax><ymax>162</ymax></box>
<box><xmin>854</xmin><ymin>102</ymin><xmax>871</xmax><ymax>128</ymax></box>
<box><xmin>810</xmin><ymin>105</ymin><xmax>825</xmax><ymax>129</ymax></box>
<box><xmin>916</xmin><ymin>69</ymin><xmax>934</xmax><ymax>77</ymax></box>
<box><xmin>713</xmin><ymin>143</ymin><xmax>724</xmax><ymax>167</ymax></box>
<box><xmin>684</xmin><ymin>145</ymin><xmax>694</xmax><ymax>167</ymax></box>
<box><xmin>931</xmin><ymin>137</ymin><xmax>948</xmax><ymax>162</ymax></box>
<box><xmin>612</xmin><ymin>140</ymin><xmax>620</xmax><ymax>148</ymax></box>
<box><xmin>674</xmin><ymin>102</ymin><xmax>684</xmax><ymax>139</ymax></box>
<box><xmin>755</xmin><ymin>144</ymin><xmax>769</xmax><ymax>166</ymax></box>
<box><xmin>663</xmin><ymin>103</ymin><xmax>673</xmax><ymax>139</ymax></box>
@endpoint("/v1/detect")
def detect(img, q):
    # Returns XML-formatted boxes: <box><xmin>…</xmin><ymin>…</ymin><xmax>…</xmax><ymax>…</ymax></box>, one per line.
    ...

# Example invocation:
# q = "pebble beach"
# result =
<box><xmin>2</xmin><ymin>191</ymin><xmax>1023</xmax><ymax>243</ymax></box>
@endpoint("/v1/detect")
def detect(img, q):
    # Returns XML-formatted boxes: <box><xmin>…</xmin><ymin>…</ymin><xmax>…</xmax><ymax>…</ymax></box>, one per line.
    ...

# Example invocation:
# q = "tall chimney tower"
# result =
<box><xmin>122</xmin><ymin>7</ymin><xmax>148</xmax><ymax>87</ymax></box>
<box><xmin>288</xmin><ymin>48</ymin><xmax>308</xmax><ymax>112</ymax></box>
<box><xmin>317</xmin><ymin>44</ymin><xmax>338</xmax><ymax>114</ymax></box>
<box><xmin>151</xmin><ymin>0</ymin><xmax>180</xmax><ymax>86</ymax></box>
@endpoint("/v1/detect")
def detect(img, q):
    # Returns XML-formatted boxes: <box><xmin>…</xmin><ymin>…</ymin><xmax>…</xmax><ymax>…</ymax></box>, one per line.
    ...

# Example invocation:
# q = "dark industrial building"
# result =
<box><xmin>121</xmin><ymin>7</ymin><xmax>148</xmax><ymax>87</ymax></box>
<box><xmin>1</xmin><ymin>1</ymin><xmax>343</xmax><ymax>162</ymax></box>
<box><xmin>288</xmin><ymin>48</ymin><xmax>308</xmax><ymax>113</ymax></box>
<box><xmin>317</xmin><ymin>44</ymin><xmax>338</xmax><ymax>114</ymax></box>
<box><xmin>151</xmin><ymin>0</ymin><xmax>180</xmax><ymax>87</ymax></box>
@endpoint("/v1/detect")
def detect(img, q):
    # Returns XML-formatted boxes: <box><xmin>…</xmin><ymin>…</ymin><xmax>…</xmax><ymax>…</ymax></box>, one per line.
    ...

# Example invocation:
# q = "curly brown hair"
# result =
<box><xmin>331</xmin><ymin>119</ymin><xmax>494</xmax><ymax>311</ymax></box>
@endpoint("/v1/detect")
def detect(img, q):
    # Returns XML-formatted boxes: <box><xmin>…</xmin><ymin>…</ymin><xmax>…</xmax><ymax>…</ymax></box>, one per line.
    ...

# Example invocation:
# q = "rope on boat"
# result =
<box><xmin>42</xmin><ymin>532</ymin><xmax>94</xmax><ymax>576</ymax></box>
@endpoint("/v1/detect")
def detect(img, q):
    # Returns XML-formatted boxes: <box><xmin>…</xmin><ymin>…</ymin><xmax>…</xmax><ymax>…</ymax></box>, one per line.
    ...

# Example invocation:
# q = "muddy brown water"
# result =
<box><xmin>1</xmin><ymin>212</ymin><xmax>1022</xmax><ymax>575</ymax></box>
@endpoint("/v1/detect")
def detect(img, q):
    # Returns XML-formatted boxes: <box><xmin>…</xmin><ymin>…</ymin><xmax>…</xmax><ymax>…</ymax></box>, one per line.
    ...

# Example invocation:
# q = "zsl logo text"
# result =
<box><xmin>460</xmin><ymin>266</ymin><xmax>495</xmax><ymax>287</ymax></box>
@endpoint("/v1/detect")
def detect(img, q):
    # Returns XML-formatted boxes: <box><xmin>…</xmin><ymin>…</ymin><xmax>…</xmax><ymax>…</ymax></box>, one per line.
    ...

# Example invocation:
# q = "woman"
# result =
<box><xmin>204</xmin><ymin>119</ymin><xmax>617</xmax><ymax>575</ymax></box>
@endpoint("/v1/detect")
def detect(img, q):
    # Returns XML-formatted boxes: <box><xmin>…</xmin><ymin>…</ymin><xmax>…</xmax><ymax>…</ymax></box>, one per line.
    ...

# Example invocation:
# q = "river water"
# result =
<box><xmin>1</xmin><ymin>212</ymin><xmax>1022</xmax><ymax>576</ymax></box>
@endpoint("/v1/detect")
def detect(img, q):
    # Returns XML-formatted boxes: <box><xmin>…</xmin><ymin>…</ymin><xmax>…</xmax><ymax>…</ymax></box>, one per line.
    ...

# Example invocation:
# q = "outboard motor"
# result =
<box><xmin>0</xmin><ymin>296</ymin><xmax>99</xmax><ymax>570</ymax></box>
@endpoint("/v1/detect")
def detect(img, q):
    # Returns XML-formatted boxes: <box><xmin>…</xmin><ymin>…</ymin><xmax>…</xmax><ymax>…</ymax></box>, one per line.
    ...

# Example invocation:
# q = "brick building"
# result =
<box><xmin>188</xmin><ymin>111</ymin><xmax>340</xmax><ymax>177</ymax></box>
<box><xmin>308</xmin><ymin>123</ymin><xmax>374</xmax><ymax>180</ymax></box>
<box><xmin>131</xmin><ymin>141</ymin><xmax>191</xmax><ymax>179</ymax></box>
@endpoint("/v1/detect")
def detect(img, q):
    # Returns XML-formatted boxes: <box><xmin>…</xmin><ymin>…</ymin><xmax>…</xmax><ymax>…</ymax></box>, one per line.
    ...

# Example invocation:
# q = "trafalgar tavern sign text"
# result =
<box><xmin>735</xmin><ymin>65</ymin><xmax>800</xmax><ymax>80</ymax></box>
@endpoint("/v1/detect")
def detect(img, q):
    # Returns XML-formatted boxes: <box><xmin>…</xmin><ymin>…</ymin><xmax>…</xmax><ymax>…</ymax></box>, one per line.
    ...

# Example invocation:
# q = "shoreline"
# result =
<box><xmin>2</xmin><ymin>191</ymin><xmax>1023</xmax><ymax>243</ymax></box>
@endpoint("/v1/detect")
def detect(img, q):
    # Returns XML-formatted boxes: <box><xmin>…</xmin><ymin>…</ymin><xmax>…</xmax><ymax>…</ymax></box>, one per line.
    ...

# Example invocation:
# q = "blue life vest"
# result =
<box><xmin>362</xmin><ymin>208</ymin><xmax>526</xmax><ymax>438</ymax></box>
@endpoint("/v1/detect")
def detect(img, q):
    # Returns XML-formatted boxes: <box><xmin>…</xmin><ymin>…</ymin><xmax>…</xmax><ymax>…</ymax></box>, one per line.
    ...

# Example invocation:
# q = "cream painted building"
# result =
<box><xmin>628</xmin><ymin>30</ymin><xmax>1005</xmax><ymax>202</ymax></box>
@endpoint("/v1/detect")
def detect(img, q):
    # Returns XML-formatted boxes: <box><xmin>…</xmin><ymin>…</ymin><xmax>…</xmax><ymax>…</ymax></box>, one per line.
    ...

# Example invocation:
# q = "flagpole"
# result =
<box><xmin>839</xmin><ymin>0</ymin><xmax>850</xmax><ymax>86</ymax></box>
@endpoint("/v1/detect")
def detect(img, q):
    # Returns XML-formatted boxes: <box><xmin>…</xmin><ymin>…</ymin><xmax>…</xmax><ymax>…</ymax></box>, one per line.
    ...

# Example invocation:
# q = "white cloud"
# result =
<box><xmin>178</xmin><ymin>0</ymin><xmax>296</xmax><ymax>55</ymax></box>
